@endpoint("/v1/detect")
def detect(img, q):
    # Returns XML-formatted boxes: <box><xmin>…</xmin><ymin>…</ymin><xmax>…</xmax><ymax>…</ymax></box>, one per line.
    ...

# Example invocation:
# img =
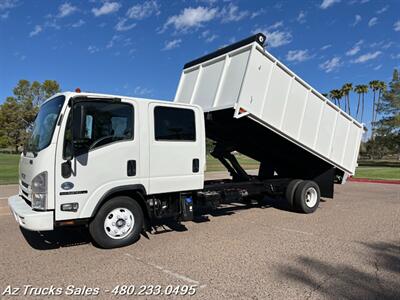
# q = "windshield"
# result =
<box><xmin>25</xmin><ymin>95</ymin><xmax>65</xmax><ymax>154</ymax></box>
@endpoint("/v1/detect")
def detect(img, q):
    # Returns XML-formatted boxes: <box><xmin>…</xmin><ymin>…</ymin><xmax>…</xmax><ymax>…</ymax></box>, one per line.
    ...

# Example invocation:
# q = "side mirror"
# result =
<box><xmin>61</xmin><ymin>160</ymin><xmax>72</xmax><ymax>178</ymax></box>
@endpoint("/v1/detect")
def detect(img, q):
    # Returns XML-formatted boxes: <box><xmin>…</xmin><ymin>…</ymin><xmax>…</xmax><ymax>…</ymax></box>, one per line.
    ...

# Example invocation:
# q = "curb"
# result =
<box><xmin>349</xmin><ymin>178</ymin><xmax>400</xmax><ymax>185</ymax></box>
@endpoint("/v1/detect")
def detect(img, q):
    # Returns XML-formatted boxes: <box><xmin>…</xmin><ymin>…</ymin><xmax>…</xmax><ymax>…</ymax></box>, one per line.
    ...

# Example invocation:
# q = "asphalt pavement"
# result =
<box><xmin>0</xmin><ymin>176</ymin><xmax>399</xmax><ymax>299</ymax></box>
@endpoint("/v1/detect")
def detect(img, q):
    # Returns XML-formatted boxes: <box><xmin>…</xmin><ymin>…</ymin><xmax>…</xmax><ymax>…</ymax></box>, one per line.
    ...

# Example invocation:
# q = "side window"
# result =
<box><xmin>154</xmin><ymin>106</ymin><xmax>196</xmax><ymax>141</ymax></box>
<box><xmin>63</xmin><ymin>101</ymin><xmax>134</xmax><ymax>157</ymax></box>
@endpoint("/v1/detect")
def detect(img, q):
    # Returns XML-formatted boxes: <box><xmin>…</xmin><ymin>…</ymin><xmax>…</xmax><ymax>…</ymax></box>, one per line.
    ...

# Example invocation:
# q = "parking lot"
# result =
<box><xmin>0</xmin><ymin>178</ymin><xmax>399</xmax><ymax>299</ymax></box>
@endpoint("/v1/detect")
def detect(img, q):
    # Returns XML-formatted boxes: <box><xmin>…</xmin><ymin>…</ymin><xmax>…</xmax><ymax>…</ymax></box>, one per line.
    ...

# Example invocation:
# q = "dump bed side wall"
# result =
<box><xmin>236</xmin><ymin>45</ymin><xmax>363</xmax><ymax>174</ymax></box>
<box><xmin>175</xmin><ymin>43</ymin><xmax>363</xmax><ymax>175</ymax></box>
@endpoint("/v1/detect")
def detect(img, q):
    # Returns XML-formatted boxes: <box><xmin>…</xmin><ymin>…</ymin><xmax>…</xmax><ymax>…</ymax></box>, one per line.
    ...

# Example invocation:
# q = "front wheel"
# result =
<box><xmin>89</xmin><ymin>196</ymin><xmax>144</xmax><ymax>249</ymax></box>
<box><xmin>294</xmin><ymin>181</ymin><xmax>320</xmax><ymax>214</ymax></box>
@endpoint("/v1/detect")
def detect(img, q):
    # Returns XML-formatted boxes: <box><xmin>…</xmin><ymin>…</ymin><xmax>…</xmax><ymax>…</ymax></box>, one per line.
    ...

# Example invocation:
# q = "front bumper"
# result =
<box><xmin>8</xmin><ymin>195</ymin><xmax>54</xmax><ymax>231</ymax></box>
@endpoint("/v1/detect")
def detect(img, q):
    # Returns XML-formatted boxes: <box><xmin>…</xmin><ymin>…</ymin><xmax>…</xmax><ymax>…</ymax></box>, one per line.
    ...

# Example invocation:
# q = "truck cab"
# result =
<box><xmin>9</xmin><ymin>92</ymin><xmax>205</xmax><ymax>248</ymax></box>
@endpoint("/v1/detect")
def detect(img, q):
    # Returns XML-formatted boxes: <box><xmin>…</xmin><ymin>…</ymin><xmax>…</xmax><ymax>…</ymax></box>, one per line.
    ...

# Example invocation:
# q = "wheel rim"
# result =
<box><xmin>104</xmin><ymin>207</ymin><xmax>135</xmax><ymax>239</ymax></box>
<box><xmin>305</xmin><ymin>187</ymin><xmax>318</xmax><ymax>208</ymax></box>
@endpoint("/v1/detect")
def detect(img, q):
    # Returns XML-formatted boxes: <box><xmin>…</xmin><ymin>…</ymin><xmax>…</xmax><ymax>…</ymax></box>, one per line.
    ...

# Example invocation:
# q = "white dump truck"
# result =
<box><xmin>8</xmin><ymin>34</ymin><xmax>363</xmax><ymax>248</ymax></box>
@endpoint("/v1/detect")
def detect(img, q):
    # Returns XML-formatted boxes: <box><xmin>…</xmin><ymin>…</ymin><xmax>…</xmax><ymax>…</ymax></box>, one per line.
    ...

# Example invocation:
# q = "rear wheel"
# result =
<box><xmin>89</xmin><ymin>196</ymin><xmax>144</xmax><ymax>249</ymax></box>
<box><xmin>294</xmin><ymin>181</ymin><xmax>320</xmax><ymax>214</ymax></box>
<box><xmin>285</xmin><ymin>179</ymin><xmax>303</xmax><ymax>209</ymax></box>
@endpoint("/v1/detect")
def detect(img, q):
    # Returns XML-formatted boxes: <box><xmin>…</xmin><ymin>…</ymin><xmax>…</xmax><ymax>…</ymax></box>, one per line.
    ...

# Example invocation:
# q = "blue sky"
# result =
<box><xmin>0</xmin><ymin>0</ymin><xmax>399</xmax><ymax>128</ymax></box>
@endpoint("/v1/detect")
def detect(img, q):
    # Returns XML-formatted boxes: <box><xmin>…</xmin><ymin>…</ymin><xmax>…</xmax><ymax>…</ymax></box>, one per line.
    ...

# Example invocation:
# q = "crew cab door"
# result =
<box><xmin>148</xmin><ymin>103</ymin><xmax>205</xmax><ymax>194</ymax></box>
<box><xmin>55</xmin><ymin>99</ymin><xmax>142</xmax><ymax>221</ymax></box>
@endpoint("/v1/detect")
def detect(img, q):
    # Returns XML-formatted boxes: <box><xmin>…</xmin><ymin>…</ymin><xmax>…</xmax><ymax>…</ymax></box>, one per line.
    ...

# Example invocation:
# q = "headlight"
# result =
<box><xmin>31</xmin><ymin>171</ymin><xmax>48</xmax><ymax>210</ymax></box>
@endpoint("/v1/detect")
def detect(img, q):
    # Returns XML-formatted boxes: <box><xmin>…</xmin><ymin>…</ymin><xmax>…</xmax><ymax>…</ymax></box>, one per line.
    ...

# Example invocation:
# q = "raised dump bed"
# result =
<box><xmin>174</xmin><ymin>33</ymin><xmax>363</xmax><ymax>178</ymax></box>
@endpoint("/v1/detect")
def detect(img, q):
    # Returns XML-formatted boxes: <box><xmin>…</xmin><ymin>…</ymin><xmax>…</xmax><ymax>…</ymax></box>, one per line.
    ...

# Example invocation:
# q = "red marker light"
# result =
<box><xmin>75</xmin><ymin>88</ymin><xmax>81</xmax><ymax>93</ymax></box>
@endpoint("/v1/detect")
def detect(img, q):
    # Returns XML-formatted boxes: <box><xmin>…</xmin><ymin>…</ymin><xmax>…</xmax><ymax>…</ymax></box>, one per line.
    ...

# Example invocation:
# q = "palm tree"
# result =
<box><xmin>354</xmin><ymin>85</ymin><xmax>363</xmax><ymax>119</ymax></box>
<box><xmin>341</xmin><ymin>83</ymin><xmax>353</xmax><ymax>115</ymax></box>
<box><xmin>329</xmin><ymin>89</ymin><xmax>343</xmax><ymax>109</ymax></box>
<box><xmin>369</xmin><ymin>80</ymin><xmax>380</xmax><ymax>137</ymax></box>
<box><xmin>359</xmin><ymin>84</ymin><xmax>368</xmax><ymax>123</ymax></box>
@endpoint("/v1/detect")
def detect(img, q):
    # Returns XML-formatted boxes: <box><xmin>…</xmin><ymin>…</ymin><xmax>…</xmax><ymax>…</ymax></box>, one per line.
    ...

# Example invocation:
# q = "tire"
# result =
<box><xmin>89</xmin><ymin>196</ymin><xmax>144</xmax><ymax>249</ymax></box>
<box><xmin>294</xmin><ymin>180</ymin><xmax>320</xmax><ymax>214</ymax></box>
<box><xmin>285</xmin><ymin>179</ymin><xmax>303</xmax><ymax>209</ymax></box>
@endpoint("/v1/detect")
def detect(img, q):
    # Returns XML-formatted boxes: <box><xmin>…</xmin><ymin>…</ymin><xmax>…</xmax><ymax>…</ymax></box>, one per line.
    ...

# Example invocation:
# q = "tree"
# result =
<box><xmin>354</xmin><ymin>85</ymin><xmax>362</xmax><ymax>120</ymax></box>
<box><xmin>0</xmin><ymin>79</ymin><xmax>61</xmax><ymax>152</ymax></box>
<box><xmin>369</xmin><ymin>80</ymin><xmax>380</xmax><ymax>137</ymax></box>
<box><xmin>0</xmin><ymin>97</ymin><xmax>26</xmax><ymax>152</ymax></box>
<box><xmin>360</xmin><ymin>84</ymin><xmax>368</xmax><ymax>123</ymax></box>
<box><xmin>341</xmin><ymin>83</ymin><xmax>353</xmax><ymax>115</ymax></box>
<box><xmin>375</xmin><ymin>69</ymin><xmax>400</xmax><ymax>158</ymax></box>
<box><xmin>329</xmin><ymin>89</ymin><xmax>343</xmax><ymax>109</ymax></box>
<box><xmin>354</xmin><ymin>84</ymin><xmax>368</xmax><ymax>122</ymax></box>
<box><xmin>373</xmin><ymin>80</ymin><xmax>387</xmax><ymax>124</ymax></box>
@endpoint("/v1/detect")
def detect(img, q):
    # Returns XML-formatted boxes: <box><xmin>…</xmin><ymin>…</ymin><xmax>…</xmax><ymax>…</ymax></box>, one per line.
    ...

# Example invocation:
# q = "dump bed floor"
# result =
<box><xmin>206</xmin><ymin>108</ymin><xmax>334</xmax><ymax>179</ymax></box>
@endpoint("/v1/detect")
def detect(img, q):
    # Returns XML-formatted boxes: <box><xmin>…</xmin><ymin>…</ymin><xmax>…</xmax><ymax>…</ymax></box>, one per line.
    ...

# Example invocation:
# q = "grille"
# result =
<box><xmin>21</xmin><ymin>195</ymin><xmax>32</xmax><ymax>207</ymax></box>
<box><xmin>21</xmin><ymin>180</ymin><xmax>29</xmax><ymax>189</ymax></box>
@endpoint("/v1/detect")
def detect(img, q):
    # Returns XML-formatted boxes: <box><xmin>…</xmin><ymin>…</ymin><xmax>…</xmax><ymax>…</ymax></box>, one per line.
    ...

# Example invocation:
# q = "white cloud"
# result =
<box><xmin>250</xmin><ymin>9</ymin><xmax>265</xmax><ymax>19</ymax></box>
<box><xmin>92</xmin><ymin>2</ymin><xmax>121</xmax><ymax>17</ymax></box>
<box><xmin>319</xmin><ymin>56</ymin><xmax>341</xmax><ymax>73</ymax></box>
<box><xmin>296</xmin><ymin>11</ymin><xmax>306</xmax><ymax>24</ymax></box>
<box><xmin>394</xmin><ymin>20</ymin><xmax>400</xmax><ymax>32</ymax></box>
<box><xmin>352</xmin><ymin>14</ymin><xmax>362</xmax><ymax>26</ymax></box>
<box><xmin>71</xmin><ymin>19</ymin><xmax>85</xmax><ymax>28</ymax></box>
<box><xmin>352</xmin><ymin>51</ymin><xmax>382</xmax><ymax>63</ymax></box>
<box><xmin>0</xmin><ymin>0</ymin><xmax>17</xmax><ymax>11</ymax></box>
<box><xmin>321</xmin><ymin>44</ymin><xmax>332</xmax><ymax>50</ymax></box>
<box><xmin>368</xmin><ymin>17</ymin><xmax>378</xmax><ymax>27</ymax></box>
<box><xmin>127</xmin><ymin>0</ymin><xmax>160</xmax><ymax>20</ymax></box>
<box><xmin>29</xmin><ymin>25</ymin><xmax>42</xmax><ymax>37</ymax></box>
<box><xmin>106</xmin><ymin>35</ymin><xmax>120</xmax><ymax>48</ymax></box>
<box><xmin>58</xmin><ymin>2</ymin><xmax>78</xmax><ymax>18</ymax></box>
<box><xmin>163</xmin><ymin>6</ymin><xmax>218</xmax><ymax>32</ymax></box>
<box><xmin>346</xmin><ymin>40</ymin><xmax>363</xmax><ymax>56</ymax></box>
<box><xmin>1</xmin><ymin>11</ymin><xmax>9</xmax><ymax>19</ymax></box>
<box><xmin>115</xmin><ymin>18</ymin><xmax>136</xmax><ymax>31</ymax></box>
<box><xmin>266</xmin><ymin>30</ymin><xmax>292</xmax><ymax>48</ymax></box>
<box><xmin>268</xmin><ymin>21</ymin><xmax>283</xmax><ymax>30</ymax></box>
<box><xmin>201</xmin><ymin>30</ymin><xmax>218</xmax><ymax>43</ymax></box>
<box><xmin>220</xmin><ymin>3</ymin><xmax>249</xmax><ymax>23</ymax></box>
<box><xmin>163</xmin><ymin>39</ymin><xmax>182</xmax><ymax>50</ymax></box>
<box><xmin>254</xmin><ymin>27</ymin><xmax>292</xmax><ymax>48</ymax></box>
<box><xmin>88</xmin><ymin>45</ymin><xmax>100</xmax><ymax>54</ymax></box>
<box><xmin>134</xmin><ymin>86</ymin><xmax>152</xmax><ymax>96</ymax></box>
<box><xmin>13</xmin><ymin>52</ymin><xmax>26</xmax><ymax>61</ymax></box>
<box><xmin>373</xmin><ymin>64</ymin><xmax>382</xmax><ymax>70</ymax></box>
<box><xmin>391</xmin><ymin>53</ymin><xmax>400</xmax><ymax>59</ymax></box>
<box><xmin>286</xmin><ymin>49</ymin><xmax>311</xmax><ymax>62</ymax></box>
<box><xmin>320</xmin><ymin>0</ymin><xmax>340</xmax><ymax>9</ymax></box>
<box><xmin>376</xmin><ymin>6</ymin><xmax>388</xmax><ymax>14</ymax></box>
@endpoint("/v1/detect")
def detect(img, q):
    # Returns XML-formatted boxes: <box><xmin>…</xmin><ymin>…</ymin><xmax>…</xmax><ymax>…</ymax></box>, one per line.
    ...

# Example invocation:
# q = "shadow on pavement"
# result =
<box><xmin>20</xmin><ymin>196</ymin><xmax>305</xmax><ymax>249</ymax></box>
<box><xmin>277</xmin><ymin>241</ymin><xmax>400</xmax><ymax>299</ymax></box>
<box><xmin>20</xmin><ymin>226</ymin><xmax>91</xmax><ymax>250</ymax></box>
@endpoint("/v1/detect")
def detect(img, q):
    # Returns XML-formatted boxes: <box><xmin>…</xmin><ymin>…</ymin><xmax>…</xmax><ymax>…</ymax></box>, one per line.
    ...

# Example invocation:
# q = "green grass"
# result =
<box><xmin>0</xmin><ymin>153</ymin><xmax>398</xmax><ymax>185</ymax></box>
<box><xmin>354</xmin><ymin>166</ymin><xmax>400</xmax><ymax>181</ymax></box>
<box><xmin>206</xmin><ymin>154</ymin><xmax>259</xmax><ymax>172</ymax></box>
<box><xmin>0</xmin><ymin>153</ymin><xmax>19</xmax><ymax>185</ymax></box>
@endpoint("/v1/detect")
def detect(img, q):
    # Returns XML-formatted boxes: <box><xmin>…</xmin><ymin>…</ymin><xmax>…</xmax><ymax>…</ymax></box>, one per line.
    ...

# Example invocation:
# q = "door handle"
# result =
<box><xmin>192</xmin><ymin>159</ymin><xmax>199</xmax><ymax>173</ymax></box>
<box><xmin>127</xmin><ymin>160</ymin><xmax>136</xmax><ymax>176</ymax></box>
